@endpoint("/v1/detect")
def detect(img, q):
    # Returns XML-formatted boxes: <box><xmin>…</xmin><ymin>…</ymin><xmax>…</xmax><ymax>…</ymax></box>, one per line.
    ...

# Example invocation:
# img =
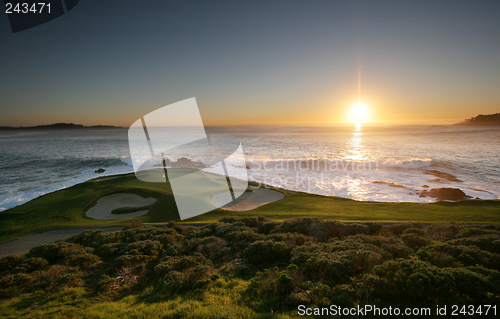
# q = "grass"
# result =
<box><xmin>0</xmin><ymin>279</ymin><xmax>299</xmax><ymax>319</ymax></box>
<box><xmin>0</xmin><ymin>172</ymin><xmax>499</xmax><ymax>242</ymax></box>
<box><xmin>77</xmin><ymin>279</ymin><xmax>298</xmax><ymax>319</ymax></box>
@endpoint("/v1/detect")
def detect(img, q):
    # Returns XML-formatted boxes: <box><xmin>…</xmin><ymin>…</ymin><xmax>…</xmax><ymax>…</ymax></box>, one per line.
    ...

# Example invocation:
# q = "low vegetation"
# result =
<box><xmin>1</xmin><ymin>217</ymin><xmax>499</xmax><ymax>318</ymax></box>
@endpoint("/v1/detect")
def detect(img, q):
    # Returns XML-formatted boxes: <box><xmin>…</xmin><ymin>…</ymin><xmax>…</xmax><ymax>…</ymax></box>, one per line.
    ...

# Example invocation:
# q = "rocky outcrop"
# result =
<box><xmin>419</xmin><ymin>188</ymin><xmax>471</xmax><ymax>201</ymax></box>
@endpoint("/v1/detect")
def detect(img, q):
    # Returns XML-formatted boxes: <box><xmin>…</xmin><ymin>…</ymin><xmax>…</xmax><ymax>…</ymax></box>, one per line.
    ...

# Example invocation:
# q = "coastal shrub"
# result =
<box><xmin>370</xmin><ymin>259</ymin><xmax>500</xmax><ymax>306</ymax></box>
<box><xmin>351</xmin><ymin>250</ymin><xmax>383</xmax><ymax>273</ymax></box>
<box><xmin>15</xmin><ymin>257</ymin><xmax>49</xmax><ymax>273</ymax></box>
<box><xmin>267</xmin><ymin>232</ymin><xmax>312</xmax><ymax>246</ymax></box>
<box><xmin>363</xmin><ymin>222</ymin><xmax>383</xmax><ymax>235</ymax></box>
<box><xmin>402</xmin><ymin>228</ymin><xmax>427</xmax><ymax>236</ymax></box>
<box><xmin>185</xmin><ymin>223</ymin><xmax>218</xmax><ymax>239</ymax></box>
<box><xmin>248</xmin><ymin>267</ymin><xmax>305</xmax><ymax>310</ymax></box>
<box><xmin>0</xmin><ymin>273</ymin><xmax>33</xmax><ymax>298</ymax></box>
<box><xmin>448</xmin><ymin>234</ymin><xmax>500</xmax><ymax>254</ymax></box>
<box><xmin>447</xmin><ymin>267</ymin><xmax>499</xmax><ymax>303</ymax></box>
<box><xmin>380</xmin><ymin>243</ymin><xmax>413</xmax><ymax>259</ymax></box>
<box><xmin>171</xmin><ymin>223</ymin><xmax>194</xmax><ymax>236</ymax></box>
<box><xmin>28</xmin><ymin>241</ymin><xmax>82</xmax><ymax>264</ymax></box>
<box><xmin>95</xmin><ymin>275</ymin><xmax>117</xmax><ymax>292</ymax></box>
<box><xmin>68</xmin><ymin>230</ymin><xmax>120</xmax><ymax>248</ymax></box>
<box><xmin>161</xmin><ymin>242</ymin><xmax>182</xmax><ymax>257</ymax></box>
<box><xmin>370</xmin><ymin>259</ymin><xmax>455</xmax><ymax>307</ymax></box>
<box><xmin>122</xmin><ymin>240</ymin><xmax>162</xmax><ymax>257</ymax></box>
<box><xmin>0</xmin><ymin>255</ymin><xmax>23</xmax><ymax>274</ymax></box>
<box><xmin>36</xmin><ymin>264</ymin><xmax>71</xmax><ymax>288</ymax></box>
<box><xmin>120</xmin><ymin>226</ymin><xmax>177</xmax><ymax>243</ymax></box>
<box><xmin>417</xmin><ymin>243</ymin><xmax>500</xmax><ymax>269</ymax></box>
<box><xmin>159</xmin><ymin>263</ymin><xmax>213</xmax><ymax>293</ymax></box>
<box><xmin>241</xmin><ymin>215</ymin><xmax>267</xmax><ymax>228</ymax></box>
<box><xmin>343</xmin><ymin>223</ymin><xmax>371</xmax><ymax>236</ymax></box>
<box><xmin>270</xmin><ymin>218</ymin><xmax>345</xmax><ymax>241</ymax></box>
<box><xmin>57</xmin><ymin>272</ymin><xmax>84</xmax><ymax>287</ymax></box>
<box><xmin>426</xmin><ymin>223</ymin><xmax>461</xmax><ymax>240</ymax></box>
<box><xmin>65</xmin><ymin>253</ymin><xmax>100</xmax><ymax>270</ymax></box>
<box><xmin>129</xmin><ymin>220</ymin><xmax>144</xmax><ymax>229</ymax></box>
<box><xmin>243</xmin><ymin>240</ymin><xmax>292</xmax><ymax>267</ymax></box>
<box><xmin>270</xmin><ymin>217</ymin><xmax>324</xmax><ymax>235</ymax></box>
<box><xmin>400</xmin><ymin>233</ymin><xmax>431</xmax><ymax>250</ymax></box>
<box><xmin>455</xmin><ymin>227</ymin><xmax>500</xmax><ymax>238</ymax></box>
<box><xmin>95</xmin><ymin>242</ymin><xmax>124</xmax><ymax>259</ymax></box>
<box><xmin>291</xmin><ymin>249</ymin><xmax>355</xmax><ymax>285</ymax></box>
<box><xmin>181</xmin><ymin>236</ymin><xmax>229</xmax><ymax>262</ymax></box>
<box><xmin>219</xmin><ymin>216</ymin><xmax>241</xmax><ymax>224</ymax></box>
<box><xmin>113</xmin><ymin>254</ymin><xmax>151</xmax><ymax>272</ymax></box>
<box><xmin>384</xmin><ymin>222</ymin><xmax>423</xmax><ymax>236</ymax></box>
<box><xmin>348</xmin><ymin>234</ymin><xmax>399</xmax><ymax>247</ymax></box>
<box><xmin>155</xmin><ymin>254</ymin><xmax>210</xmax><ymax>277</ymax></box>
<box><xmin>418</xmin><ymin>251</ymin><xmax>459</xmax><ymax>268</ymax></box>
<box><xmin>258</xmin><ymin>221</ymin><xmax>280</xmax><ymax>234</ymax></box>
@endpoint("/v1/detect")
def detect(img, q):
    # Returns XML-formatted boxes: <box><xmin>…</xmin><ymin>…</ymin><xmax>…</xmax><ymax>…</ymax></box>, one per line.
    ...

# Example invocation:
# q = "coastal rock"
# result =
<box><xmin>95</xmin><ymin>168</ymin><xmax>105</xmax><ymax>173</ymax></box>
<box><xmin>418</xmin><ymin>188</ymin><xmax>471</xmax><ymax>201</ymax></box>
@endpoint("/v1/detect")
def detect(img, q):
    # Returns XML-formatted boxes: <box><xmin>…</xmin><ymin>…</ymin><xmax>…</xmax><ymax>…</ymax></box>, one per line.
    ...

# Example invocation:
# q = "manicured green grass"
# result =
<box><xmin>0</xmin><ymin>173</ymin><xmax>499</xmax><ymax>242</ymax></box>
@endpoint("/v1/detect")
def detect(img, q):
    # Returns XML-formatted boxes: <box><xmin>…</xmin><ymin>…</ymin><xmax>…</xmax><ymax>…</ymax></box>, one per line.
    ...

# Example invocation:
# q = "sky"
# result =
<box><xmin>0</xmin><ymin>0</ymin><xmax>499</xmax><ymax>127</ymax></box>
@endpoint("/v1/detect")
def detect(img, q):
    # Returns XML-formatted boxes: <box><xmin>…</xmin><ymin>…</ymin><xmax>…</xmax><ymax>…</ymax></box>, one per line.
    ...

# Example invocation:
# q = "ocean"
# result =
<box><xmin>1</xmin><ymin>125</ymin><xmax>499</xmax><ymax>211</ymax></box>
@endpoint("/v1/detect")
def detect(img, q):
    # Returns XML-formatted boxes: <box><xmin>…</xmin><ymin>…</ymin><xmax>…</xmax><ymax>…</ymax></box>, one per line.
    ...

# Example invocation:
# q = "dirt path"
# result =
<box><xmin>0</xmin><ymin>226</ymin><xmax>123</xmax><ymax>257</ymax></box>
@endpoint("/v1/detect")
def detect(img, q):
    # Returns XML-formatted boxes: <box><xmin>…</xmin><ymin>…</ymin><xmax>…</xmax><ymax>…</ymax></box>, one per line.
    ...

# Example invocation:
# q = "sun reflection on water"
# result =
<box><xmin>343</xmin><ymin>123</ymin><xmax>371</xmax><ymax>162</ymax></box>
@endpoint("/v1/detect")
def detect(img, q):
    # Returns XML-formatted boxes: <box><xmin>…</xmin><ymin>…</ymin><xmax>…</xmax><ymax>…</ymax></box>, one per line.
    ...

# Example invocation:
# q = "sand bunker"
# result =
<box><xmin>86</xmin><ymin>193</ymin><xmax>157</xmax><ymax>220</ymax></box>
<box><xmin>213</xmin><ymin>188</ymin><xmax>284</xmax><ymax>211</ymax></box>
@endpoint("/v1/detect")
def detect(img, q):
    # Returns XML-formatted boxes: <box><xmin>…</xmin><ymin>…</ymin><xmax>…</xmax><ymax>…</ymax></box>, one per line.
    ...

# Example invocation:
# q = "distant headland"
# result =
<box><xmin>0</xmin><ymin>123</ymin><xmax>123</xmax><ymax>130</ymax></box>
<box><xmin>455</xmin><ymin>112</ymin><xmax>500</xmax><ymax>126</ymax></box>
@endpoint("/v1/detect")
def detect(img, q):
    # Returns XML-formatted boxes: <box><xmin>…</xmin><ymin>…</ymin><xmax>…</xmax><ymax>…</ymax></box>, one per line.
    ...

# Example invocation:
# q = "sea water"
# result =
<box><xmin>0</xmin><ymin>125</ymin><xmax>499</xmax><ymax>211</ymax></box>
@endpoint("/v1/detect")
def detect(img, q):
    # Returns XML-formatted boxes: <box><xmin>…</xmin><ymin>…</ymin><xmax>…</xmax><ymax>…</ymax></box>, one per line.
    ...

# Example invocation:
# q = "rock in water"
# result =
<box><xmin>419</xmin><ymin>188</ymin><xmax>471</xmax><ymax>201</ymax></box>
<box><xmin>95</xmin><ymin>168</ymin><xmax>105</xmax><ymax>173</ymax></box>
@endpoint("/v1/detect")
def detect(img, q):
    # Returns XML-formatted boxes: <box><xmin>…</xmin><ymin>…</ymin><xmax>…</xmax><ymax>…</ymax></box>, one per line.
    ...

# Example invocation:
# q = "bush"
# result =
<box><xmin>15</xmin><ymin>257</ymin><xmax>49</xmax><ymax>273</ymax></box>
<box><xmin>28</xmin><ymin>242</ymin><xmax>82</xmax><ymax>264</ymax></box>
<box><xmin>448</xmin><ymin>234</ymin><xmax>500</xmax><ymax>254</ymax></box>
<box><xmin>183</xmin><ymin>236</ymin><xmax>229</xmax><ymax>262</ymax></box>
<box><xmin>0</xmin><ymin>255</ymin><xmax>24</xmax><ymax>273</ymax></box>
<box><xmin>417</xmin><ymin>243</ymin><xmax>500</xmax><ymax>270</ymax></box>
<box><xmin>68</xmin><ymin>230</ymin><xmax>119</xmax><ymax>248</ymax></box>
<box><xmin>384</xmin><ymin>223</ymin><xmax>423</xmax><ymax>236</ymax></box>
<box><xmin>258</xmin><ymin>221</ymin><xmax>280</xmax><ymax>234</ymax></box>
<box><xmin>370</xmin><ymin>259</ymin><xmax>500</xmax><ymax>307</ymax></box>
<box><xmin>401</xmin><ymin>233</ymin><xmax>431</xmax><ymax>250</ymax></box>
<box><xmin>455</xmin><ymin>228</ymin><xmax>500</xmax><ymax>238</ymax></box>
<box><xmin>65</xmin><ymin>253</ymin><xmax>100</xmax><ymax>270</ymax></box>
<box><xmin>122</xmin><ymin>240</ymin><xmax>162</xmax><ymax>257</ymax></box>
<box><xmin>426</xmin><ymin>223</ymin><xmax>461</xmax><ymax>240</ymax></box>
<box><xmin>381</xmin><ymin>244</ymin><xmax>413</xmax><ymax>259</ymax></box>
<box><xmin>243</xmin><ymin>240</ymin><xmax>292</xmax><ymax>267</ymax></box>
<box><xmin>348</xmin><ymin>234</ymin><xmax>399</xmax><ymax>247</ymax></box>
<box><xmin>402</xmin><ymin>228</ymin><xmax>427</xmax><ymax>236</ymax></box>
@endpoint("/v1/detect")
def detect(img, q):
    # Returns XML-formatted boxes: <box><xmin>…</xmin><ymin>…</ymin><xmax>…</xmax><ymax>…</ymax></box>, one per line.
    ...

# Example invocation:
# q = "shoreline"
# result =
<box><xmin>1</xmin><ymin>172</ymin><xmax>499</xmax><ymax>243</ymax></box>
<box><xmin>2</xmin><ymin>168</ymin><xmax>499</xmax><ymax>214</ymax></box>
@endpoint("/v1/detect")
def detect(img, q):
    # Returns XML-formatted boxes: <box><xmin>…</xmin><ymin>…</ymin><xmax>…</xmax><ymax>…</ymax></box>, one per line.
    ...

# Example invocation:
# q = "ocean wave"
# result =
<box><xmin>381</xmin><ymin>158</ymin><xmax>433</xmax><ymax>169</ymax></box>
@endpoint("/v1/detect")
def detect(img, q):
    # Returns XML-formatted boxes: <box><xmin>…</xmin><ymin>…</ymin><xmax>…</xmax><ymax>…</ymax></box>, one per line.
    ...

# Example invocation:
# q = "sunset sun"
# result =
<box><xmin>349</xmin><ymin>102</ymin><xmax>370</xmax><ymax>124</ymax></box>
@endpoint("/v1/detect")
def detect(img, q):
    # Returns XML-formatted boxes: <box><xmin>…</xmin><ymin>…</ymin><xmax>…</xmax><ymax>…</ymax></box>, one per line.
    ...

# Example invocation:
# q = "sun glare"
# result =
<box><xmin>349</xmin><ymin>102</ymin><xmax>370</xmax><ymax>124</ymax></box>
